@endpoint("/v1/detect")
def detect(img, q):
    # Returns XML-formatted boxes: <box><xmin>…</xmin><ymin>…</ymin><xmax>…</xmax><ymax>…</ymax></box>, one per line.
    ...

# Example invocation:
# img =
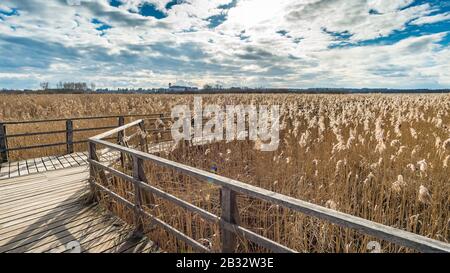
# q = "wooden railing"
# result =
<box><xmin>87</xmin><ymin>119</ymin><xmax>450</xmax><ymax>253</ymax></box>
<box><xmin>0</xmin><ymin>114</ymin><xmax>170</xmax><ymax>163</ymax></box>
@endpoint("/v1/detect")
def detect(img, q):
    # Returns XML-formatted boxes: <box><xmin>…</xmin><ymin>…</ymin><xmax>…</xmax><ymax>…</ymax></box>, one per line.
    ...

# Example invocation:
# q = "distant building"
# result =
<box><xmin>168</xmin><ymin>83</ymin><xmax>198</xmax><ymax>92</ymax></box>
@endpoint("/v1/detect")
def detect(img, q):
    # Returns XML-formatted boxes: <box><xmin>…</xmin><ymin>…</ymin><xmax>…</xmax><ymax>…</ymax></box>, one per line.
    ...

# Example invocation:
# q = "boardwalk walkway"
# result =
<box><xmin>0</xmin><ymin>155</ymin><xmax>158</xmax><ymax>253</ymax></box>
<box><xmin>0</xmin><ymin>151</ymin><xmax>119</xmax><ymax>180</ymax></box>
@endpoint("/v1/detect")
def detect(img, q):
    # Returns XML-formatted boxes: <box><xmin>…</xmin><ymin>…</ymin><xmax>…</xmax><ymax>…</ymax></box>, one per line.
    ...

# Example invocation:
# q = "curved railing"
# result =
<box><xmin>87</xmin><ymin>119</ymin><xmax>450</xmax><ymax>253</ymax></box>
<box><xmin>0</xmin><ymin>114</ymin><xmax>170</xmax><ymax>162</ymax></box>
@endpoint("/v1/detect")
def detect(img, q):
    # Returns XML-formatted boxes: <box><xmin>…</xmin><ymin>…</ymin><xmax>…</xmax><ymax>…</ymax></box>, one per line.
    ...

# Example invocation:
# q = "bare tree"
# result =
<box><xmin>40</xmin><ymin>82</ymin><xmax>49</xmax><ymax>90</ymax></box>
<box><xmin>203</xmin><ymin>84</ymin><xmax>213</xmax><ymax>90</ymax></box>
<box><xmin>61</xmin><ymin>82</ymin><xmax>89</xmax><ymax>91</ymax></box>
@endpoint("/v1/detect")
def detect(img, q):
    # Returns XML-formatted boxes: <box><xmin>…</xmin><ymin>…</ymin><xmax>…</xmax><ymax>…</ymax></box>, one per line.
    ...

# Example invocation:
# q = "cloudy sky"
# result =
<box><xmin>0</xmin><ymin>0</ymin><xmax>450</xmax><ymax>89</ymax></box>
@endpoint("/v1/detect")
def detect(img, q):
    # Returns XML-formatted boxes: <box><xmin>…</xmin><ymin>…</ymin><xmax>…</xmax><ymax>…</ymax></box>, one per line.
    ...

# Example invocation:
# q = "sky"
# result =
<box><xmin>0</xmin><ymin>0</ymin><xmax>450</xmax><ymax>90</ymax></box>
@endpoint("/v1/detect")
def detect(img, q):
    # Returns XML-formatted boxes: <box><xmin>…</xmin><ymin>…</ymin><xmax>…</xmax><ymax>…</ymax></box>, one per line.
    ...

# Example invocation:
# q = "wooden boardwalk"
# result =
<box><xmin>0</xmin><ymin>151</ymin><xmax>121</xmax><ymax>180</ymax></box>
<box><xmin>0</xmin><ymin>161</ymin><xmax>158</xmax><ymax>253</ymax></box>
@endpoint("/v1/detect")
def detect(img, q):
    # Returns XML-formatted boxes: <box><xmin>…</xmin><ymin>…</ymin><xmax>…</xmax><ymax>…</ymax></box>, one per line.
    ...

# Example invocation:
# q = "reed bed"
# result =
<box><xmin>1</xmin><ymin>93</ymin><xmax>449</xmax><ymax>252</ymax></box>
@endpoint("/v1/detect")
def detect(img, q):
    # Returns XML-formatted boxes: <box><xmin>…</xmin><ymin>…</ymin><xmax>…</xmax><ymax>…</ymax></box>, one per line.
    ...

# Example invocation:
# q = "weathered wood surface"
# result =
<box><xmin>0</xmin><ymin>166</ymin><xmax>158</xmax><ymax>253</ymax></box>
<box><xmin>0</xmin><ymin>151</ymin><xmax>120</xmax><ymax>180</ymax></box>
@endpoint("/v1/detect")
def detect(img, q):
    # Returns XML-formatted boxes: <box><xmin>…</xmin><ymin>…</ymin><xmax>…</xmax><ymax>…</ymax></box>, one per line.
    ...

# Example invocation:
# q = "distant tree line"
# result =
<box><xmin>38</xmin><ymin>82</ymin><xmax>96</xmax><ymax>93</ymax></box>
<box><xmin>1</xmin><ymin>84</ymin><xmax>449</xmax><ymax>94</ymax></box>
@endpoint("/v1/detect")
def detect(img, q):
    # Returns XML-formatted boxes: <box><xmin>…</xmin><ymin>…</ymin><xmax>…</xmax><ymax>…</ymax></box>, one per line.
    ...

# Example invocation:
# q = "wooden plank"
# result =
<box><xmin>0</xmin><ymin>171</ymin><xmax>87</xmax><ymax>192</ymax></box>
<box><xmin>74</xmin><ymin>152</ymin><xmax>88</xmax><ymax>164</ymax></box>
<box><xmin>0</xmin><ymin>214</ymin><xmax>106</xmax><ymax>252</ymax></box>
<box><xmin>27</xmin><ymin>217</ymin><xmax>124</xmax><ymax>253</ymax></box>
<box><xmin>41</xmin><ymin>157</ymin><xmax>56</xmax><ymax>171</ymax></box>
<box><xmin>1</xmin><ymin>182</ymin><xmax>87</xmax><ymax>208</ymax></box>
<box><xmin>73</xmin><ymin>153</ymin><xmax>88</xmax><ymax>165</ymax></box>
<box><xmin>11</xmin><ymin>217</ymin><xmax>120</xmax><ymax>253</ymax></box>
<box><xmin>0</xmin><ymin>198</ymin><xmax>85</xmax><ymax>226</ymax></box>
<box><xmin>44</xmin><ymin>166</ymin><xmax>88</xmax><ymax>178</ymax></box>
<box><xmin>132</xmin><ymin>156</ymin><xmax>145</xmax><ymax>235</ymax></box>
<box><xmin>0</xmin><ymin>183</ymin><xmax>87</xmax><ymax>208</ymax></box>
<box><xmin>0</xmin><ymin>161</ymin><xmax>9</xmax><ymax>179</ymax></box>
<box><xmin>0</xmin><ymin>184</ymin><xmax>87</xmax><ymax>206</ymax></box>
<box><xmin>220</xmin><ymin>188</ymin><xmax>239</xmax><ymax>253</ymax></box>
<box><xmin>34</xmin><ymin>158</ymin><xmax>46</xmax><ymax>172</ymax></box>
<box><xmin>0</xmin><ymin>202</ymin><xmax>83</xmax><ymax>231</ymax></box>
<box><xmin>8</xmin><ymin>162</ymin><xmax>19</xmax><ymax>178</ymax></box>
<box><xmin>63</xmin><ymin>154</ymin><xmax>78</xmax><ymax>167</ymax></box>
<box><xmin>81</xmin><ymin>229</ymin><xmax>135</xmax><ymax>253</ymax></box>
<box><xmin>0</xmin><ymin>195</ymin><xmax>83</xmax><ymax>216</ymax></box>
<box><xmin>26</xmin><ymin>159</ymin><xmax>38</xmax><ymax>174</ymax></box>
<box><xmin>0</xmin><ymin>214</ymin><xmax>106</xmax><ymax>251</ymax></box>
<box><xmin>0</xmin><ymin>172</ymin><xmax>77</xmax><ymax>190</ymax></box>
<box><xmin>0</xmin><ymin>174</ymin><xmax>84</xmax><ymax>197</ymax></box>
<box><xmin>0</xmin><ymin>205</ymin><xmax>97</xmax><ymax>239</ymax></box>
<box><xmin>0</xmin><ymin>183</ymin><xmax>86</xmax><ymax>204</ymax></box>
<box><xmin>0</xmin><ymin>176</ymin><xmax>86</xmax><ymax>196</ymax></box>
<box><xmin>49</xmin><ymin>156</ymin><xmax>64</xmax><ymax>169</ymax></box>
<box><xmin>0</xmin><ymin>172</ymin><xmax>47</xmax><ymax>187</ymax></box>
<box><xmin>0</xmin><ymin>191</ymin><xmax>85</xmax><ymax>213</ymax></box>
<box><xmin>17</xmin><ymin>160</ymin><xmax>29</xmax><ymax>176</ymax></box>
<box><xmin>56</xmin><ymin>155</ymin><xmax>71</xmax><ymax>168</ymax></box>
<box><xmin>0</xmin><ymin>208</ymin><xmax>98</xmax><ymax>244</ymax></box>
<box><xmin>69</xmin><ymin>153</ymin><xmax>85</xmax><ymax>166</ymax></box>
<box><xmin>0</xmin><ymin>186</ymin><xmax>84</xmax><ymax>213</ymax></box>
<box><xmin>0</xmin><ymin>204</ymin><xmax>87</xmax><ymax>233</ymax></box>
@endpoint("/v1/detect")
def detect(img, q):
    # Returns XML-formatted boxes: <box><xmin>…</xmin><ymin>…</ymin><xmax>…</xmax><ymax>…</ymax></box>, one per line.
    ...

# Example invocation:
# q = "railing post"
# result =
<box><xmin>66</xmin><ymin>119</ymin><xmax>73</xmax><ymax>154</ymax></box>
<box><xmin>220</xmin><ymin>187</ymin><xmax>240</xmax><ymax>253</ymax></box>
<box><xmin>138</xmin><ymin>120</ymin><xmax>148</xmax><ymax>153</ymax></box>
<box><xmin>132</xmin><ymin>155</ymin><xmax>144</xmax><ymax>238</ymax></box>
<box><xmin>117</xmin><ymin>116</ymin><xmax>125</xmax><ymax>143</ymax></box>
<box><xmin>0</xmin><ymin>123</ymin><xmax>8</xmax><ymax>163</ymax></box>
<box><xmin>87</xmin><ymin>141</ymin><xmax>98</xmax><ymax>203</ymax></box>
<box><xmin>118</xmin><ymin>116</ymin><xmax>125</xmax><ymax>167</ymax></box>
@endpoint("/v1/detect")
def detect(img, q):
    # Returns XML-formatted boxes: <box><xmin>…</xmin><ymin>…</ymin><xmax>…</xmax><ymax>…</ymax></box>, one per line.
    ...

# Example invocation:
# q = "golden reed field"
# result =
<box><xmin>0</xmin><ymin>93</ymin><xmax>449</xmax><ymax>253</ymax></box>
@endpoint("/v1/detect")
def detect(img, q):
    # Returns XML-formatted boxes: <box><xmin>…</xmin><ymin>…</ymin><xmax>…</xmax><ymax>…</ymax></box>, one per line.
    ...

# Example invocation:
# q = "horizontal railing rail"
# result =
<box><xmin>0</xmin><ymin>113</ymin><xmax>171</xmax><ymax>163</ymax></box>
<box><xmin>87</xmin><ymin>120</ymin><xmax>450</xmax><ymax>253</ymax></box>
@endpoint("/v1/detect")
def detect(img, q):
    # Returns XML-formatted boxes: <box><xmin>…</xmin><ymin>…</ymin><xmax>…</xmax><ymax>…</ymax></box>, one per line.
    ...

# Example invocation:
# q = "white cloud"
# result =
<box><xmin>367</xmin><ymin>0</ymin><xmax>415</xmax><ymax>14</ymax></box>
<box><xmin>0</xmin><ymin>0</ymin><xmax>449</xmax><ymax>89</ymax></box>
<box><xmin>411</xmin><ymin>12</ymin><xmax>450</xmax><ymax>25</ymax></box>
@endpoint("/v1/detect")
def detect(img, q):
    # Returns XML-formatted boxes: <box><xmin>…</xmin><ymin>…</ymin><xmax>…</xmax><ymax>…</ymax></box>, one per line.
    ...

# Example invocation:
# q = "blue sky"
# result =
<box><xmin>0</xmin><ymin>0</ymin><xmax>450</xmax><ymax>89</ymax></box>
